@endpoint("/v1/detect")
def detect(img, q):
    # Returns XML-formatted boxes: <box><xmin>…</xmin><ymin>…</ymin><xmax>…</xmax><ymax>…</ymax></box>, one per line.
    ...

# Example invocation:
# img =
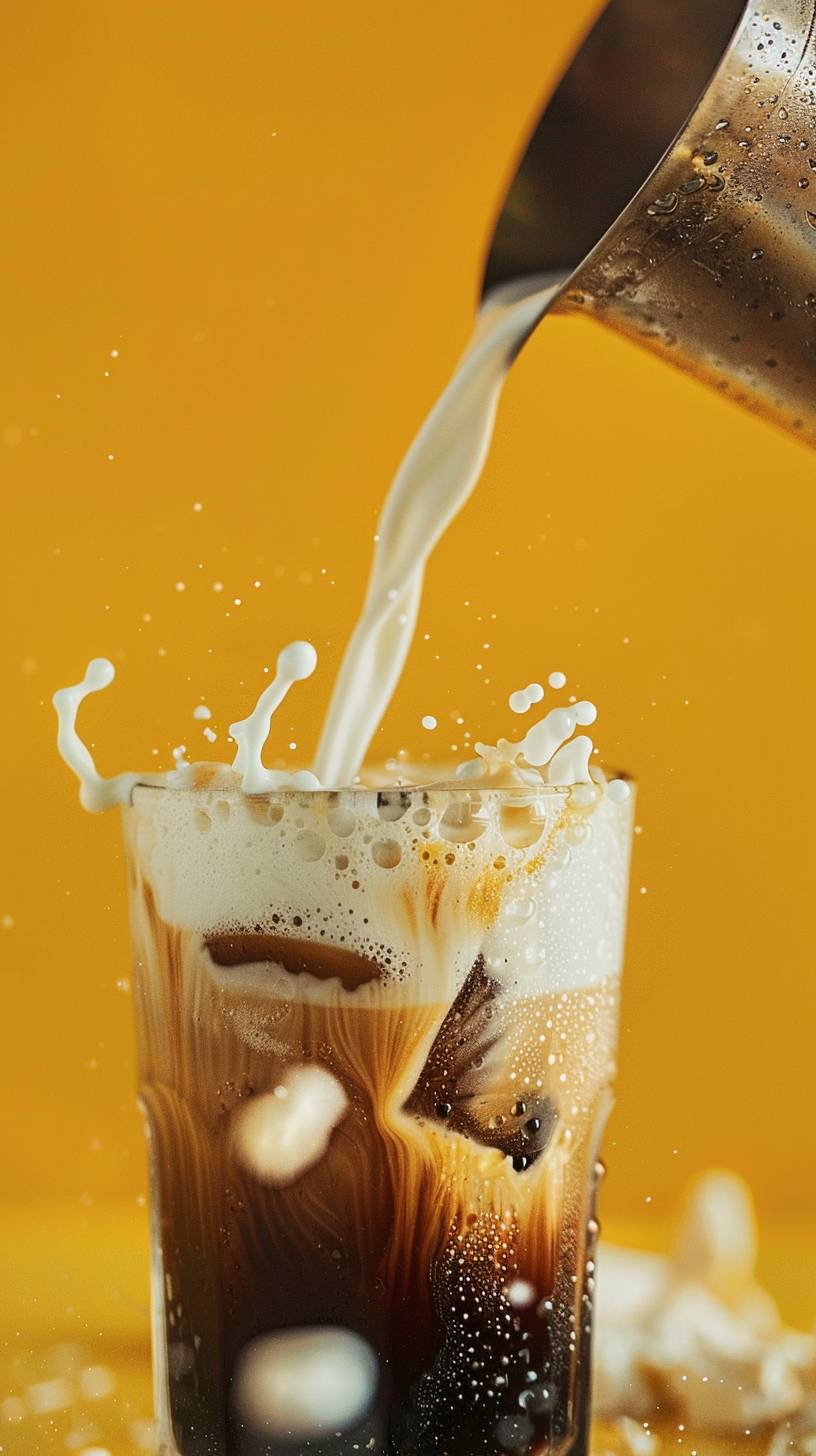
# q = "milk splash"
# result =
<box><xmin>53</xmin><ymin>659</ymin><xmax>142</xmax><ymax>812</ymax></box>
<box><xmin>54</xmin><ymin>277</ymin><xmax>629</xmax><ymax>805</ymax></box>
<box><xmin>229</xmin><ymin>641</ymin><xmax>320</xmax><ymax>793</ymax></box>
<box><xmin>54</xmin><ymin>644</ymin><xmax>320</xmax><ymax>809</ymax></box>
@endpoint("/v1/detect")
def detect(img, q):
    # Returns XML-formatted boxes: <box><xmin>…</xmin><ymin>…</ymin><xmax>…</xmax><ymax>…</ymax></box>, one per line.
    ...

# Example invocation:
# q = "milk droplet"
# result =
<box><xmin>421</xmin><ymin>714</ymin><xmax>438</xmax><ymax>730</ymax></box>
<box><xmin>548</xmin><ymin>671</ymin><xmax>567</xmax><ymax>689</ymax></box>
<box><xmin>607</xmin><ymin>779</ymin><xmax>631</xmax><ymax>803</ymax></box>
<box><xmin>278</xmin><ymin>641</ymin><xmax>318</xmax><ymax>681</ymax></box>
<box><xmin>574</xmin><ymin>700</ymin><xmax>598</xmax><ymax>727</ymax></box>
<box><xmin>192</xmin><ymin>704</ymin><xmax>212</xmax><ymax>721</ymax></box>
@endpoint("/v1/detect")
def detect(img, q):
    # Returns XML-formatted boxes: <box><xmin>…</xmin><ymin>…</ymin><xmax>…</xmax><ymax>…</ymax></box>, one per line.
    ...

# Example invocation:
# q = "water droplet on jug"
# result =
<box><xmin>714</xmin><ymin>118</ymin><xmax>730</xmax><ymax>130</ymax></box>
<box><xmin>751</xmin><ymin>248</ymin><xmax>765</xmax><ymax>260</ymax></box>
<box><xmin>806</xmin><ymin>210</ymin><xmax>816</xmax><ymax>229</ymax></box>
<box><xmin>647</xmin><ymin>191</ymin><xmax>678</xmax><ymax>216</ymax></box>
<box><xmin>679</xmin><ymin>176</ymin><xmax>705</xmax><ymax>194</ymax></box>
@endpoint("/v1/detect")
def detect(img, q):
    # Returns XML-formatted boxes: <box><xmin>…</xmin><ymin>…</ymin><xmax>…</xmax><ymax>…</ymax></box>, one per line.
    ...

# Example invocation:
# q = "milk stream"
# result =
<box><xmin>53</xmin><ymin>278</ymin><xmax>629</xmax><ymax>807</ymax></box>
<box><xmin>313</xmin><ymin>282</ymin><xmax>559</xmax><ymax>785</ymax></box>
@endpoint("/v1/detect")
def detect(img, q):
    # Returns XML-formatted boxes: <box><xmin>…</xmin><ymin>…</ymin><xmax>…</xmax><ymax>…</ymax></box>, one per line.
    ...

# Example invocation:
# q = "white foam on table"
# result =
<box><xmin>594</xmin><ymin>1172</ymin><xmax>816</xmax><ymax>1436</ymax></box>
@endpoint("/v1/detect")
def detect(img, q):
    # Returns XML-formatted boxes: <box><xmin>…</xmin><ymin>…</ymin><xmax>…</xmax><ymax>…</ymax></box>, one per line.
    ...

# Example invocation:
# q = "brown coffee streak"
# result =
<box><xmin>205</xmin><ymin>931</ymin><xmax>381</xmax><ymax>990</ymax></box>
<box><xmin>127</xmin><ymin>864</ymin><xmax>617</xmax><ymax>1455</ymax></box>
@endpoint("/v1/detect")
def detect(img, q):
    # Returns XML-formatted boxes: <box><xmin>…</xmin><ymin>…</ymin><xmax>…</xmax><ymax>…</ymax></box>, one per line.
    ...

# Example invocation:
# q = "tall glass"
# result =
<box><xmin>123</xmin><ymin>775</ymin><xmax>633</xmax><ymax>1456</ymax></box>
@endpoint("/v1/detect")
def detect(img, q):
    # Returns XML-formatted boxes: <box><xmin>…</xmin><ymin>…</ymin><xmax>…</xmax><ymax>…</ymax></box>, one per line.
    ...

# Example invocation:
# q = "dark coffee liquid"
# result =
<box><xmin>130</xmin><ymin>884</ymin><xmax>615</xmax><ymax>1456</ymax></box>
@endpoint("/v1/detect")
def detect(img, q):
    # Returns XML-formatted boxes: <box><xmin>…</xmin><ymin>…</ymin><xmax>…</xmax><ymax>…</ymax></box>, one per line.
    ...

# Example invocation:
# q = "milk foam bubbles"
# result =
<box><xmin>125</xmin><ymin>776</ymin><xmax>633</xmax><ymax>1003</ymax></box>
<box><xmin>233</xmin><ymin>1327</ymin><xmax>378</xmax><ymax>1438</ymax></box>
<box><xmin>481</xmin><ymin>788</ymin><xmax>632</xmax><ymax>995</ymax></box>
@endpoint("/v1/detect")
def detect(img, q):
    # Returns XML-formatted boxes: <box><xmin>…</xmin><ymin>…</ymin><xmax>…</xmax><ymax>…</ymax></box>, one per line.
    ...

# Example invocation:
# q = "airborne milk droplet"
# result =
<box><xmin>234</xmin><ymin>1327</ymin><xmax>378</xmax><ymax>1438</ymax></box>
<box><xmin>509</xmin><ymin>689</ymin><xmax>531</xmax><ymax>714</ymax></box>
<box><xmin>607</xmin><ymin>779</ymin><xmax>631</xmax><ymax>803</ymax></box>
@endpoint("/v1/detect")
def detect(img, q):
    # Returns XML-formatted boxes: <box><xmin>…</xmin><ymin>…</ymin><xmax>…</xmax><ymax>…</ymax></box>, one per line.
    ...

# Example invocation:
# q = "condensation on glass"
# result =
<box><xmin>123</xmin><ymin>779</ymin><xmax>633</xmax><ymax>1455</ymax></box>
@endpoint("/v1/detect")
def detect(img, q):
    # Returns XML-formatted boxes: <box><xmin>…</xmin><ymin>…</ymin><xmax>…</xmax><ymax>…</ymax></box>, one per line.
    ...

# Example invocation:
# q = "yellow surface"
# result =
<box><xmin>2</xmin><ymin>1205</ymin><xmax>810</xmax><ymax>1455</ymax></box>
<box><xmin>1</xmin><ymin>0</ymin><xmax>815</xmax><ymax>1243</ymax></box>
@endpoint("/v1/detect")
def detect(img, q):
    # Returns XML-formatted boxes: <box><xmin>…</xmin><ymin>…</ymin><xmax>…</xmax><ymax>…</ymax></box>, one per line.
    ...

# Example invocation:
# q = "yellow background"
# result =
<box><xmin>2</xmin><ymin>0</ymin><xmax>815</xmax><ymax>1243</ymax></box>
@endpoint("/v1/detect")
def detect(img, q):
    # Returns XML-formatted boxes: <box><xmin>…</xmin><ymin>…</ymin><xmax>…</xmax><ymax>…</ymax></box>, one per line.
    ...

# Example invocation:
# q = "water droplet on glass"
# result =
<box><xmin>679</xmin><ymin>176</ymin><xmax>705</xmax><ymax>194</ymax></box>
<box><xmin>806</xmin><ymin>211</ymin><xmax>816</xmax><ymax>229</ymax></box>
<box><xmin>751</xmin><ymin>248</ymin><xmax>765</xmax><ymax>260</ymax></box>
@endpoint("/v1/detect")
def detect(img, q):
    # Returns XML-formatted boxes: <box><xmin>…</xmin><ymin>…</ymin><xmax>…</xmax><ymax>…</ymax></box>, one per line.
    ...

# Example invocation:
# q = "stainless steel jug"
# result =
<box><xmin>483</xmin><ymin>0</ymin><xmax>816</xmax><ymax>445</ymax></box>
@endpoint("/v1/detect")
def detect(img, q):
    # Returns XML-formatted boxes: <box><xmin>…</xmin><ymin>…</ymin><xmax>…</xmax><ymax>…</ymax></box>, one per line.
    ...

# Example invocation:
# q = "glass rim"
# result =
<box><xmin>128</xmin><ymin>767</ymin><xmax>634</xmax><ymax>805</ymax></box>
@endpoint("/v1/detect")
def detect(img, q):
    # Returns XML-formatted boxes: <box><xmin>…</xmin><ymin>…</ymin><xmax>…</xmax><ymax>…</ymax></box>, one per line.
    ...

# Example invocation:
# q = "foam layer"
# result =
<box><xmin>124</xmin><ymin>780</ymin><xmax>633</xmax><ymax>1003</ymax></box>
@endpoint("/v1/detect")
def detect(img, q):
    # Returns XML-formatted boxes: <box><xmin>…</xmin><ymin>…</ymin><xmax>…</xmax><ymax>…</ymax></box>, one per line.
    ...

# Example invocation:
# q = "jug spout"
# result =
<box><xmin>484</xmin><ymin>0</ymin><xmax>816</xmax><ymax>446</ymax></box>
